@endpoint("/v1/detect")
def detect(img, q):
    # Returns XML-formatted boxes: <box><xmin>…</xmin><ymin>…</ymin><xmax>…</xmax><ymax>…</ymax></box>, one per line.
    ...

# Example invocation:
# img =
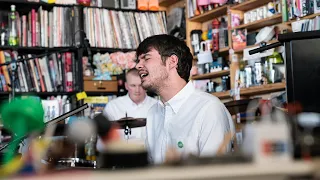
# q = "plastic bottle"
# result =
<box><xmin>0</xmin><ymin>23</ymin><xmax>7</xmax><ymax>46</ymax></box>
<box><xmin>219</xmin><ymin>17</ymin><xmax>228</xmax><ymax>49</ymax></box>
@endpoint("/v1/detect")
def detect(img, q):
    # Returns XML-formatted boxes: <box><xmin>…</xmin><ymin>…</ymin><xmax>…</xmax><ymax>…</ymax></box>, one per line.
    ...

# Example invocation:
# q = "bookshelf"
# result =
<box><xmin>231</xmin><ymin>14</ymin><xmax>283</xmax><ymax>31</ymax></box>
<box><xmin>0</xmin><ymin>46</ymin><xmax>77</xmax><ymax>53</ymax></box>
<box><xmin>0</xmin><ymin>0</ymin><xmax>74</xmax><ymax>8</ymax></box>
<box><xmin>191</xmin><ymin>69</ymin><xmax>230</xmax><ymax>80</ymax></box>
<box><xmin>219</xmin><ymin>47</ymin><xmax>230</xmax><ymax>53</ymax></box>
<box><xmin>230</xmin><ymin>0</ymin><xmax>274</xmax><ymax>11</ymax></box>
<box><xmin>211</xmin><ymin>91</ymin><xmax>231</xmax><ymax>99</ymax></box>
<box><xmin>0</xmin><ymin>0</ymin><xmax>168</xmax><ymax>118</ymax></box>
<box><xmin>284</xmin><ymin>12</ymin><xmax>320</xmax><ymax>25</ymax></box>
<box><xmin>239</xmin><ymin>82</ymin><xmax>286</xmax><ymax>96</ymax></box>
<box><xmin>189</xmin><ymin>5</ymin><xmax>228</xmax><ymax>23</ymax></box>
<box><xmin>159</xmin><ymin>0</ymin><xmax>183</xmax><ymax>7</ymax></box>
<box><xmin>209</xmin><ymin>82</ymin><xmax>285</xmax><ymax>100</ymax></box>
<box><xmin>183</xmin><ymin>0</ymin><xmax>320</xmax><ymax>115</ymax></box>
<box><xmin>234</xmin><ymin>39</ymin><xmax>278</xmax><ymax>53</ymax></box>
<box><xmin>89</xmin><ymin>47</ymin><xmax>136</xmax><ymax>53</ymax></box>
<box><xmin>0</xmin><ymin>91</ymin><xmax>76</xmax><ymax>96</ymax></box>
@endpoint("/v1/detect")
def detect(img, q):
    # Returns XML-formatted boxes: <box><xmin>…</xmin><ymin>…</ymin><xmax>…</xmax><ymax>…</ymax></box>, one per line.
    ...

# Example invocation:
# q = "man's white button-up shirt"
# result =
<box><xmin>96</xmin><ymin>94</ymin><xmax>157</xmax><ymax>152</ymax></box>
<box><xmin>103</xmin><ymin>94</ymin><xmax>157</xmax><ymax>141</ymax></box>
<box><xmin>146</xmin><ymin>82</ymin><xmax>235</xmax><ymax>164</ymax></box>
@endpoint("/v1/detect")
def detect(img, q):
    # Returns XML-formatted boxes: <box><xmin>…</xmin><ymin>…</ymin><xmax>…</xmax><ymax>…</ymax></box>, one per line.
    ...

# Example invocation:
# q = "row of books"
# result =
<box><xmin>0</xmin><ymin>6</ymin><xmax>79</xmax><ymax>47</ymax></box>
<box><xmin>291</xmin><ymin>15</ymin><xmax>320</xmax><ymax>32</ymax></box>
<box><xmin>0</xmin><ymin>50</ymin><xmax>78</xmax><ymax>93</ymax></box>
<box><xmin>285</xmin><ymin>0</ymin><xmax>319</xmax><ymax>20</ymax></box>
<box><xmin>83</xmin><ymin>7</ymin><xmax>167</xmax><ymax>49</ymax></box>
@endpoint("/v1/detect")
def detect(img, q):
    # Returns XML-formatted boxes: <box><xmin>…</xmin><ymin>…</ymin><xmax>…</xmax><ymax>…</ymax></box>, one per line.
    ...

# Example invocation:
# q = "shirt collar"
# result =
<box><xmin>159</xmin><ymin>81</ymin><xmax>195</xmax><ymax>114</ymax></box>
<box><xmin>126</xmin><ymin>94</ymin><xmax>148</xmax><ymax>106</ymax></box>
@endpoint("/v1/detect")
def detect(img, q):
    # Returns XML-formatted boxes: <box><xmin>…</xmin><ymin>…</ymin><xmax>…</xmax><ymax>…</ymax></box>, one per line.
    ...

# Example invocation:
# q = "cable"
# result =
<box><xmin>72</xmin><ymin>29</ymin><xmax>92</xmax><ymax>65</ymax></box>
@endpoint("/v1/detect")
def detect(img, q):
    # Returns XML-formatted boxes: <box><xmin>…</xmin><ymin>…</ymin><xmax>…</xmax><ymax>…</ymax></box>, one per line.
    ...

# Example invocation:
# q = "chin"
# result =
<box><xmin>142</xmin><ymin>83</ymin><xmax>158</xmax><ymax>94</ymax></box>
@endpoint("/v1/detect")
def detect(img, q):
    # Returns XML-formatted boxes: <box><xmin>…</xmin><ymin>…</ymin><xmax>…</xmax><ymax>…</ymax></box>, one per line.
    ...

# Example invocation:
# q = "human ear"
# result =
<box><xmin>125</xmin><ymin>82</ymin><xmax>129</xmax><ymax>90</ymax></box>
<box><xmin>168</xmin><ymin>54</ymin><xmax>178</xmax><ymax>69</ymax></box>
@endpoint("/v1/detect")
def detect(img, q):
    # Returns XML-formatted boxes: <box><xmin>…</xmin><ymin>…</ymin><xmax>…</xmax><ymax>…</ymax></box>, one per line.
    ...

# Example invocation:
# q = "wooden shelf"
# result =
<box><xmin>90</xmin><ymin>47</ymin><xmax>136</xmax><ymax>53</ymax></box>
<box><xmin>240</xmin><ymin>82</ymin><xmax>286</xmax><ymax>96</ymax></box>
<box><xmin>284</xmin><ymin>13</ymin><xmax>320</xmax><ymax>25</ymax></box>
<box><xmin>232</xmin><ymin>14</ymin><xmax>282</xmax><ymax>31</ymax></box>
<box><xmin>0</xmin><ymin>92</ymin><xmax>76</xmax><ymax>96</ymax></box>
<box><xmin>0</xmin><ymin>0</ymin><xmax>74</xmax><ymax>8</ymax></box>
<box><xmin>231</xmin><ymin>0</ymin><xmax>274</xmax><ymax>11</ymax></box>
<box><xmin>234</xmin><ymin>39</ymin><xmax>278</xmax><ymax>53</ymax></box>
<box><xmin>189</xmin><ymin>5</ymin><xmax>228</xmax><ymax>23</ymax></box>
<box><xmin>192</xmin><ymin>70</ymin><xmax>230</xmax><ymax>80</ymax></box>
<box><xmin>83</xmin><ymin>76</ymin><xmax>117</xmax><ymax>81</ymax></box>
<box><xmin>210</xmin><ymin>82</ymin><xmax>285</xmax><ymax>99</ymax></box>
<box><xmin>211</xmin><ymin>91</ymin><xmax>231</xmax><ymax>99</ymax></box>
<box><xmin>159</xmin><ymin>0</ymin><xmax>182</xmax><ymax>7</ymax></box>
<box><xmin>193</xmin><ymin>47</ymin><xmax>230</xmax><ymax>60</ymax></box>
<box><xmin>0</xmin><ymin>46</ymin><xmax>77</xmax><ymax>54</ymax></box>
<box><xmin>85</xmin><ymin>92</ymin><xmax>118</xmax><ymax>96</ymax></box>
<box><xmin>219</xmin><ymin>47</ymin><xmax>230</xmax><ymax>53</ymax></box>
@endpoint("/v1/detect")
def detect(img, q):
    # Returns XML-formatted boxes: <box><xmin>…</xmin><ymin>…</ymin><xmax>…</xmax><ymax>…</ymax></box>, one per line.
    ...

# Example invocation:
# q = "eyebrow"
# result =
<box><xmin>138</xmin><ymin>53</ymin><xmax>151</xmax><ymax>59</ymax></box>
<box><xmin>136</xmin><ymin>52</ymin><xmax>152</xmax><ymax>63</ymax></box>
<box><xmin>144</xmin><ymin>53</ymin><xmax>152</xmax><ymax>58</ymax></box>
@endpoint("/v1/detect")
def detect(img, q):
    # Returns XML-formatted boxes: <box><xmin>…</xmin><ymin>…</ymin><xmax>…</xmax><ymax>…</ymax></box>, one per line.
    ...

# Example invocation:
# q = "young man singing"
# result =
<box><xmin>135</xmin><ymin>34</ymin><xmax>235</xmax><ymax>164</ymax></box>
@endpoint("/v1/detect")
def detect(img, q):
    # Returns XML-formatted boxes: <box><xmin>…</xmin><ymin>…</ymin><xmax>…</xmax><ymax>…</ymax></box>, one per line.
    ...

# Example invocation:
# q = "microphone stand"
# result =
<box><xmin>0</xmin><ymin>103</ymin><xmax>89</xmax><ymax>152</ymax></box>
<box><xmin>249</xmin><ymin>30</ymin><xmax>320</xmax><ymax>55</ymax></box>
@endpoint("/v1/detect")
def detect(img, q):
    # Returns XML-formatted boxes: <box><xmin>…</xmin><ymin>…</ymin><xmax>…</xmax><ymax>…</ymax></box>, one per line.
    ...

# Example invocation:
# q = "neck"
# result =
<box><xmin>158</xmin><ymin>77</ymin><xmax>187</xmax><ymax>103</ymax></box>
<box><xmin>129</xmin><ymin>95</ymin><xmax>146</xmax><ymax>105</ymax></box>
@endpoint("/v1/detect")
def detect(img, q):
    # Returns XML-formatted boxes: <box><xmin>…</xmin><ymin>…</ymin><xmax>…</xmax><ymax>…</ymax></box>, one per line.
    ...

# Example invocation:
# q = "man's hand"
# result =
<box><xmin>164</xmin><ymin>146</ymin><xmax>181</xmax><ymax>164</ymax></box>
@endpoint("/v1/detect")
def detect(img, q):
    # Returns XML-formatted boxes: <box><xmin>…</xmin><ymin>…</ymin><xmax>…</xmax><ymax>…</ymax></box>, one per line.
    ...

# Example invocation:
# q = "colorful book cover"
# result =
<box><xmin>231</xmin><ymin>28</ymin><xmax>247</xmax><ymax>51</ymax></box>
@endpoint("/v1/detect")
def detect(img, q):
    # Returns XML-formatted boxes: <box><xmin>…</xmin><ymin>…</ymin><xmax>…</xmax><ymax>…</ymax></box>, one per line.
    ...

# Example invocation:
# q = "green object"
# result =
<box><xmin>8</xmin><ymin>5</ymin><xmax>18</xmax><ymax>46</ymax></box>
<box><xmin>177</xmin><ymin>141</ymin><xmax>183</xmax><ymax>148</ymax></box>
<box><xmin>281</xmin><ymin>0</ymin><xmax>288</xmax><ymax>22</ymax></box>
<box><xmin>0</xmin><ymin>97</ymin><xmax>44</xmax><ymax>163</ymax></box>
<box><xmin>268</xmin><ymin>52</ymin><xmax>283</xmax><ymax>64</ymax></box>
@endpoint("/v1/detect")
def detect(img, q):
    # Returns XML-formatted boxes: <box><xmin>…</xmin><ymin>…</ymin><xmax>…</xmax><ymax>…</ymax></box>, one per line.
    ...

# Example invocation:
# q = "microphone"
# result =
<box><xmin>83</xmin><ymin>33</ymin><xmax>92</xmax><ymax>65</ymax></box>
<box><xmin>66</xmin><ymin>117</ymin><xmax>96</xmax><ymax>143</ymax></box>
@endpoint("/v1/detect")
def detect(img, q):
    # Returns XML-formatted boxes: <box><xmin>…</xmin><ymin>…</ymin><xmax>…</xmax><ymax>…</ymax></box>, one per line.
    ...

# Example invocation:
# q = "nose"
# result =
<box><xmin>136</xmin><ymin>86</ymin><xmax>141</xmax><ymax>93</ymax></box>
<box><xmin>135</xmin><ymin>59</ymin><xmax>144</xmax><ymax>70</ymax></box>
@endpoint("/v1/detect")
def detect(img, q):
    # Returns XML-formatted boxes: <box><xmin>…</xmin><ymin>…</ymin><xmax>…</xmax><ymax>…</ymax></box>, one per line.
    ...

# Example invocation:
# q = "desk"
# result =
<box><xmin>12</xmin><ymin>160</ymin><xmax>319</xmax><ymax>180</ymax></box>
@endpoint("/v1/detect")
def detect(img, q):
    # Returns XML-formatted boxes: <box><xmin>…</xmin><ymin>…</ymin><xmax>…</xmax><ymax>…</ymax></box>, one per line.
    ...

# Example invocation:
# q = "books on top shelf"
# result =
<box><xmin>83</xmin><ymin>7</ymin><xmax>167</xmax><ymax>49</ymax></box>
<box><xmin>0</xmin><ymin>5</ymin><xmax>79</xmax><ymax>47</ymax></box>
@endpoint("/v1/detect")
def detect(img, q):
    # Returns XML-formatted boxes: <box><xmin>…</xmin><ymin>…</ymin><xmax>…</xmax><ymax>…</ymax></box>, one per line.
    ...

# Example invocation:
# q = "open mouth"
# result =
<box><xmin>140</xmin><ymin>73</ymin><xmax>149</xmax><ymax>78</ymax></box>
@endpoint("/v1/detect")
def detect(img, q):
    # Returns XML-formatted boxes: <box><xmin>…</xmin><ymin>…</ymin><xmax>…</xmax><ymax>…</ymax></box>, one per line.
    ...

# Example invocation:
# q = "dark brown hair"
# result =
<box><xmin>136</xmin><ymin>34</ymin><xmax>193</xmax><ymax>82</ymax></box>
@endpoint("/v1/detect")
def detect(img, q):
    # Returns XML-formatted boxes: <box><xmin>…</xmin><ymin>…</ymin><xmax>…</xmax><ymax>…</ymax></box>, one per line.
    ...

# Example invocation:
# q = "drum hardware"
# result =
<box><xmin>112</xmin><ymin>115</ymin><xmax>146</xmax><ymax>142</ymax></box>
<box><xmin>57</xmin><ymin>158</ymin><xmax>96</xmax><ymax>169</ymax></box>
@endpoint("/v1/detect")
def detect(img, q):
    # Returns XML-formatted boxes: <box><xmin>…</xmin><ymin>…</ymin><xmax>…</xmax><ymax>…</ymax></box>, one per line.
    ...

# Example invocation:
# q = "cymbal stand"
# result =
<box><xmin>124</xmin><ymin>123</ymin><xmax>131</xmax><ymax>143</ymax></box>
<box><xmin>123</xmin><ymin>112</ymin><xmax>131</xmax><ymax>142</ymax></box>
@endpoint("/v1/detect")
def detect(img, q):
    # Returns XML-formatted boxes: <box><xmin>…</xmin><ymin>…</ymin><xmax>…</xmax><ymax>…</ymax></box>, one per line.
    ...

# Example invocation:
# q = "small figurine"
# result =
<box><xmin>267</xmin><ymin>2</ymin><xmax>276</xmax><ymax>17</ymax></box>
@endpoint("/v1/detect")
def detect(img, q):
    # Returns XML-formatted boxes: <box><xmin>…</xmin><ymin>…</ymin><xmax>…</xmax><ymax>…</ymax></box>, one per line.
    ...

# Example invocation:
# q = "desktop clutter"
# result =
<box><xmin>0</xmin><ymin>96</ymin><xmax>319</xmax><ymax>178</ymax></box>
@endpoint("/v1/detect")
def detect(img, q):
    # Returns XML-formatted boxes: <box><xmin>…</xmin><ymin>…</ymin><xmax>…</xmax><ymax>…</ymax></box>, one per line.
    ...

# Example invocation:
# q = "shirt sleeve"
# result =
<box><xmin>102</xmin><ymin>101</ymin><xmax>116</xmax><ymax>121</ymax></box>
<box><xmin>198</xmin><ymin>101</ymin><xmax>230</xmax><ymax>157</ymax></box>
